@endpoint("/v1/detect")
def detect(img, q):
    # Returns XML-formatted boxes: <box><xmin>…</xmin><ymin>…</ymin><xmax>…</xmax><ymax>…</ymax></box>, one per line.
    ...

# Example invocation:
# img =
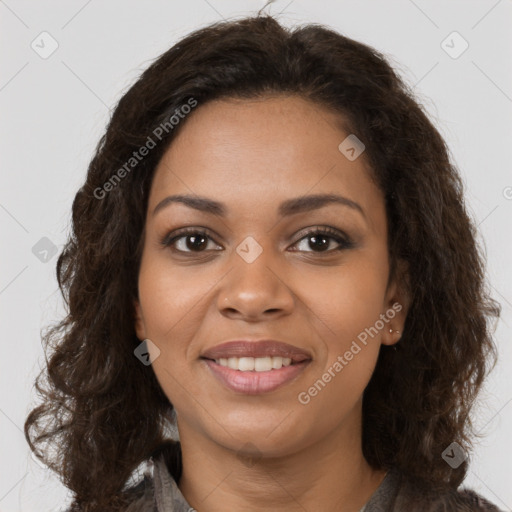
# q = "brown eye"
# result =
<box><xmin>161</xmin><ymin>229</ymin><xmax>222</xmax><ymax>253</ymax></box>
<box><xmin>160</xmin><ymin>226</ymin><xmax>354</xmax><ymax>257</ymax></box>
<box><xmin>291</xmin><ymin>227</ymin><xmax>354</xmax><ymax>253</ymax></box>
<box><xmin>178</xmin><ymin>233</ymin><xmax>209</xmax><ymax>251</ymax></box>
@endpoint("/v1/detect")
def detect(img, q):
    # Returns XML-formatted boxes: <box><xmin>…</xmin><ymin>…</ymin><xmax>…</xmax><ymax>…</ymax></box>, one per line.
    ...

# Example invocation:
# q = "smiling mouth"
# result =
<box><xmin>201</xmin><ymin>356</ymin><xmax>311</xmax><ymax>394</ymax></box>
<box><xmin>204</xmin><ymin>356</ymin><xmax>296</xmax><ymax>372</ymax></box>
<box><xmin>200</xmin><ymin>340</ymin><xmax>312</xmax><ymax>393</ymax></box>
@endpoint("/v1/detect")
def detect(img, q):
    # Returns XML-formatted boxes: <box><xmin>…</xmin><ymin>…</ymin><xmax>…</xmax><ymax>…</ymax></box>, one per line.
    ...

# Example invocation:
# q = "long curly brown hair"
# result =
<box><xmin>24</xmin><ymin>14</ymin><xmax>501</xmax><ymax>511</ymax></box>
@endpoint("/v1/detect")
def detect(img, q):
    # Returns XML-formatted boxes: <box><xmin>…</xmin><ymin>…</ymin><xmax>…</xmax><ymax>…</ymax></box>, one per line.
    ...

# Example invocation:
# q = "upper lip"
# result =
<box><xmin>201</xmin><ymin>340</ymin><xmax>312</xmax><ymax>363</ymax></box>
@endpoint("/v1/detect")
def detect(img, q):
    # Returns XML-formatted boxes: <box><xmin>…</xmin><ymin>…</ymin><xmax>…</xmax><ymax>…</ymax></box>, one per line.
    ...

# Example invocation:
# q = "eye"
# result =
<box><xmin>160</xmin><ymin>226</ymin><xmax>354</xmax><ymax>255</ymax></box>
<box><xmin>291</xmin><ymin>226</ymin><xmax>354</xmax><ymax>253</ymax></box>
<box><xmin>160</xmin><ymin>228</ymin><xmax>222</xmax><ymax>253</ymax></box>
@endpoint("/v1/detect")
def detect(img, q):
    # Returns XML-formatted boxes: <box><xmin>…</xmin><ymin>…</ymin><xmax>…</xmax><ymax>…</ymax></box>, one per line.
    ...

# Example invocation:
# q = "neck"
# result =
<box><xmin>177</xmin><ymin>410</ymin><xmax>386</xmax><ymax>512</ymax></box>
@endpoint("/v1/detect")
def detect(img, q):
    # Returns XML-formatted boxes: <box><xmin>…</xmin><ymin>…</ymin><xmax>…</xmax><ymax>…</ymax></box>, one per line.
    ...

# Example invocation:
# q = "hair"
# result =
<box><xmin>25</xmin><ymin>13</ymin><xmax>501</xmax><ymax>512</ymax></box>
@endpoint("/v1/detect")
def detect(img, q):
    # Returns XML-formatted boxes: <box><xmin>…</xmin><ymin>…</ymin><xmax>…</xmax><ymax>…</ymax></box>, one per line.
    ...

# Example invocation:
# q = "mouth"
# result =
<box><xmin>207</xmin><ymin>355</ymin><xmax>296</xmax><ymax>371</ymax></box>
<box><xmin>200</xmin><ymin>340</ymin><xmax>312</xmax><ymax>394</ymax></box>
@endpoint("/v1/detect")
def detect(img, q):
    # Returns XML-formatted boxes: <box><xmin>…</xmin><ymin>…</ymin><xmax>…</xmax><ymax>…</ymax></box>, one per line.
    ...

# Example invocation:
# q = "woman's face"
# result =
<box><xmin>135</xmin><ymin>95</ymin><xmax>407</xmax><ymax>457</ymax></box>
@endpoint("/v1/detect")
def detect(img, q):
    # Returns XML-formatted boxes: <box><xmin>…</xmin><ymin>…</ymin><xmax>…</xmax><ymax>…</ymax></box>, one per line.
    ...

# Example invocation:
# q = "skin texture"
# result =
<box><xmin>134</xmin><ymin>95</ymin><xmax>409</xmax><ymax>512</ymax></box>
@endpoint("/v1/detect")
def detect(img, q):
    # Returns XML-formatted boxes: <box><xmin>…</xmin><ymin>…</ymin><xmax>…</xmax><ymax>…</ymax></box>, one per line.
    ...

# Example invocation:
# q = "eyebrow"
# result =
<box><xmin>152</xmin><ymin>193</ymin><xmax>365</xmax><ymax>219</ymax></box>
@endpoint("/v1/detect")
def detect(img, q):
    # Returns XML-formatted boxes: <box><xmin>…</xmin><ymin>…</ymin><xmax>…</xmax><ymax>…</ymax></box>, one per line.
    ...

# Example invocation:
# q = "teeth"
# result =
<box><xmin>216</xmin><ymin>356</ymin><xmax>293</xmax><ymax>371</ymax></box>
<box><xmin>227</xmin><ymin>357</ymin><xmax>238</xmax><ymax>370</ymax></box>
<box><xmin>254</xmin><ymin>356</ymin><xmax>272</xmax><ymax>372</ymax></box>
<box><xmin>239</xmin><ymin>357</ymin><xmax>254</xmax><ymax>371</ymax></box>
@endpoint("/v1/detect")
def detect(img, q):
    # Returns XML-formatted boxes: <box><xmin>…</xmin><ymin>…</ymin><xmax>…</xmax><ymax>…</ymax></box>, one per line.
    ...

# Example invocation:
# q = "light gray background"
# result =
<box><xmin>1</xmin><ymin>1</ymin><xmax>511</xmax><ymax>511</ymax></box>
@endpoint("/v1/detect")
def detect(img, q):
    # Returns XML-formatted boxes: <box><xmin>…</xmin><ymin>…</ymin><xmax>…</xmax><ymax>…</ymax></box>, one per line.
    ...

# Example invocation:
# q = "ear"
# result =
<box><xmin>133</xmin><ymin>299</ymin><xmax>147</xmax><ymax>341</ymax></box>
<box><xmin>381</xmin><ymin>259</ymin><xmax>410</xmax><ymax>347</ymax></box>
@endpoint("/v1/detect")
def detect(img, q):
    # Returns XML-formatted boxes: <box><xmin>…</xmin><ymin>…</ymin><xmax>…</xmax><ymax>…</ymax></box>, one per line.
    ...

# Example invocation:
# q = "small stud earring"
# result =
<box><xmin>389</xmin><ymin>328</ymin><xmax>400</xmax><ymax>334</ymax></box>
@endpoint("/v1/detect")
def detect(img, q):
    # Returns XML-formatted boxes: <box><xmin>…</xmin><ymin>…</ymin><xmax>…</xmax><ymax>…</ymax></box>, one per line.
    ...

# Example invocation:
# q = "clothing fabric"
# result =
<box><xmin>124</xmin><ymin>452</ymin><xmax>504</xmax><ymax>511</ymax></box>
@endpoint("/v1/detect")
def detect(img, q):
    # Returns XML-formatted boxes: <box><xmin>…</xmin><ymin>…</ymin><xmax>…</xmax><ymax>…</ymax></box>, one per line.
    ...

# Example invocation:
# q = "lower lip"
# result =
<box><xmin>203</xmin><ymin>359</ymin><xmax>310</xmax><ymax>394</ymax></box>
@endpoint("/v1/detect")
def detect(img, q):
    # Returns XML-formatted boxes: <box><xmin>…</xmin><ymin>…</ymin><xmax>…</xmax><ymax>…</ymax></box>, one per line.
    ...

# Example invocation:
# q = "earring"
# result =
<box><xmin>389</xmin><ymin>328</ymin><xmax>401</xmax><ymax>351</ymax></box>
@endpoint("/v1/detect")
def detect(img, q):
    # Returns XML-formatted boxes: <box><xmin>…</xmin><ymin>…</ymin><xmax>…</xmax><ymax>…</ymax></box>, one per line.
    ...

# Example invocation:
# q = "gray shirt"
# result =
<box><xmin>125</xmin><ymin>453</ymin><xmax>504</xmax><ymax>511</ymax></box>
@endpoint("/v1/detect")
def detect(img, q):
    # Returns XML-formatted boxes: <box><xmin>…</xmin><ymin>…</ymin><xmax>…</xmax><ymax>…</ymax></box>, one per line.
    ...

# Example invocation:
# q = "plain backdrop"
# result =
<box><xmin>1</xmin><ymin>1</ymin><xmax>511</xmax><ymax>511</ymax></box>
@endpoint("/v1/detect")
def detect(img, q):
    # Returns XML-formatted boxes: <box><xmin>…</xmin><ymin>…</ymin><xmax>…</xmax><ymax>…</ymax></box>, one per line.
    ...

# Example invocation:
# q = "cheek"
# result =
<box><xmin>297</xmin><ymin>265</ymin><xmax>387</xmax><ymax>418</ymax></box>
<box><xmin>310</xmin><ymin>258</ymin><xmax>389</xmax><ymax>348</ymax></box>
<box><xmin>137</xmin><ymin>255</ymin><xmax>209</xmax><ymax>339</ymax></box>
<box><xmin>137</xmin><ymin>257</ymin><xmax>208</xmax><ymax>409</ymax></box>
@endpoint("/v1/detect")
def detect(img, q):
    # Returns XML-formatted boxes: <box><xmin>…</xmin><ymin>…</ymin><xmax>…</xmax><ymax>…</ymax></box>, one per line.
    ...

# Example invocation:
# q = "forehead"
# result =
<box><xmin>148</xmin><ymin>95</ymin><xmax>383</xmax><ymax>228</ymax></box>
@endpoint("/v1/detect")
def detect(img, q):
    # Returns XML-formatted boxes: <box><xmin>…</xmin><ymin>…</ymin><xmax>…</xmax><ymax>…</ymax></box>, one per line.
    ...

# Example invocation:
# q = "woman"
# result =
<box><xmin>24</xmin><ymin>14</ymin><xmax>504</xmax><ymax>512</ymax></box>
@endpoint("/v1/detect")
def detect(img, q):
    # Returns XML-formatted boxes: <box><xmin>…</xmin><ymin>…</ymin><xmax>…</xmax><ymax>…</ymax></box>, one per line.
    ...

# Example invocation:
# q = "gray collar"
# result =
<box><xmin>359</xmin><ymin>469</ymin><xmax>401</xmax><ymax>511</ymax></box>
<box><xmin>152</xmin><ymin>453</ymin><xmax>194</xmax><ymax>512</ymax></box>
<box><xmin>150</xmin><ymin>453</ymin><xmax>400</xmax><ymax>512</ymax></box>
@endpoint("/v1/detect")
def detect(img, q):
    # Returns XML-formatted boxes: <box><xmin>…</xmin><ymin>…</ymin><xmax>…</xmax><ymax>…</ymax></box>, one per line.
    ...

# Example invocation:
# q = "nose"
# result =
<box><xmin>216</xmin><ymin>244</ymin><xmax>295</xmax><ymax>322</ymax></box>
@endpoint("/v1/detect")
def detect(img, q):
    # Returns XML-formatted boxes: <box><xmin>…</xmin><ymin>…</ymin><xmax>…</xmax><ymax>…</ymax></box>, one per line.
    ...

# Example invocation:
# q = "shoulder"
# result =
<box><xmin>434</xmin><ymin>487</ymin><xmax>504</xmax><ymax>512</ymax></box>
<box><xmin>395</xmin><ymin>477</ymin><xmax>504</xmax><ymax>511</ymax></box>
<box><xmin>458</xmin><ymin>488</ymin><xmax>505</xmax><ymax>511</ymax></box>
<box><xmin>62</xmin><ymin>478</ymin><xmax>155</xmax><ymax>512</ymax></box>
<box><xmin>122</xmin><ymin>472</ymin><xmax>157</xmax><ymax>512</ymax></box>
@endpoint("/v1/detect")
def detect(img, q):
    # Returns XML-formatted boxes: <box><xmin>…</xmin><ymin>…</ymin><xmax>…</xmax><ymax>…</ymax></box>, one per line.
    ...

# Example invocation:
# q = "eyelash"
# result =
<box><xmin>160</xmin><ymin>226</ymin><xmax>354</xmax><ymax>256</ymax></box>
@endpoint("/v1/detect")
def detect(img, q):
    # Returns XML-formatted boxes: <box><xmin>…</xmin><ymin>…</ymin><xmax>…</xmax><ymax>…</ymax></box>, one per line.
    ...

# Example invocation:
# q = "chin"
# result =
<box><xmin>204</xmin><ymin>412</ymin><xmax>310</xmax><ymax>456</ymax></box>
